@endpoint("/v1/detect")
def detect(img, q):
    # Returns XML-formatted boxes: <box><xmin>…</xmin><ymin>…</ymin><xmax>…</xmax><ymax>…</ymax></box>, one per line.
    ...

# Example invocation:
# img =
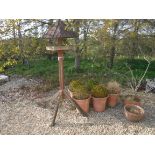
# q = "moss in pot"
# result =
<box><xmin>68</xmin><ymin>80</ymin><xmax>83</xmax><ymax>98</ymax></box>
<box><xmin>85</xmin><ymin>79</ymin><xmax>98</xmax><ymax>107</ymax></box>
<box><xmin>73</xmin><ymin>85</ymin><xmax>90</xmax><ymax>113</ymax></box>
<box><xmin>91</xmin><ymin>84</ymin><xmax>108</xmax><ymax>112</ymax></box>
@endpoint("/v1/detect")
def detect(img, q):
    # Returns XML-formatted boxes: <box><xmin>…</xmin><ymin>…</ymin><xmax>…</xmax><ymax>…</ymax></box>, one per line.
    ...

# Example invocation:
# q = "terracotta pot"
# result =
<box><xmin>92</xmin><ymin>97</ymin><xmax>107</xmax><ymax>112</ymax></box>
<box><xmin>124</xmin><ymin>104</ymin><xmax>144</xmax><ymax>122</ymax></box>
<box><xmin>108</xmin><ymin>94</ymin><xmax>119</xmax><ymax>107</ymax></box>
<box><xmin>73</xmin><ymin>97</ymin><xmax>90</xmax><ymax>113</ymax></box>
<box><xmin>123</xmin><ymin>95</ymin><xmax>142</xmax><ymax>106</ymax></box>
<box><xmin>124</xmin><ymin>99</ymin><xmax>141</xmax><ymax>107</ymax></box>
<box><xmin>89</xmin><ymin>95</ymin><xmax>93</xmax><ymax>107</ymax></box>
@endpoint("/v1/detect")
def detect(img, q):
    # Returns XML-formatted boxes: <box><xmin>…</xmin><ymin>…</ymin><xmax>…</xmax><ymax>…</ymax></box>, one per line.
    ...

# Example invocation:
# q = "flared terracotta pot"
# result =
<box><xmin>124</xmin><ymin>104</ymin><xmax>144</xmax><ymax>122</ymax></box>
<box><xmin>108</xmin><ymin>94</ymin><xmax>119</xmax><ymax>107</ymax></box>
<box><xmin>124</xmin><ymin>100</ymin><xmax>141</xmax><ymax>107</ymax></box>
<box><xmin>92</xmin><ymin>97</ymin><xmax>107</xmax><ymax>112</ymax></box>
<box><xmin>73</xmin><ymin>97</ymin><xmax>90</xmax><ymax>113</ymax></box>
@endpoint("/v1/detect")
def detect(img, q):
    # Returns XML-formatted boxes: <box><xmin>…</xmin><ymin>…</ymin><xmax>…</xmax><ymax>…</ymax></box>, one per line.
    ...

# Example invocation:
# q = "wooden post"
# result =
<box><xmin>58</xmin><ymin>38</ymin><xmax>64</xmax><ymax>96</ymax></box>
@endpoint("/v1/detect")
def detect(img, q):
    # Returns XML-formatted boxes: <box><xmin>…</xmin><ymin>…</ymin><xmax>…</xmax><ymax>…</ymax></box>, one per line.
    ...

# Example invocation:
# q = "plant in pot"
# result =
<box><xmin>123</xmin><ymin>95</ymin><xmax>142</xmax><ymax>106</ymax></box>
<box><xmin>68</xmin><ymin>80</ymin><xmax>83</xmax><ymax>98</ymax></box>
<box><xmin>124</xmin><ymin>104</ymin><xmax>145</xmax><ymax>122</ymax></box>
<box><xmin>91</xmin><ymin>84</ymin><xmax>108</xmax><ymax>112</ymax></box>
<box><xmin>73</xmin><ymin>85</ymin><xmax>90</xmax><ymax>113</ymax></box>
<box><xmin>85</xmin><ymin>79</ymin><xmax>98</xmax><ymax>92</ymax></box>
<box><xmin>85</xmin><ymin>79</ymin><xmax>98</xmax><ymax>107</ymax></box>
<box><xmin>107</xmin><ymin>81</ymin><xmax>121</xmax><ymax>107</ymax></box>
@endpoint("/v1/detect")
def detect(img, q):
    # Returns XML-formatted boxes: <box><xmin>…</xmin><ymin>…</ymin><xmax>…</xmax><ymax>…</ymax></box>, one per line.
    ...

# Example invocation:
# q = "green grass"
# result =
<box><xmin>4</xmin><ymin>56</ymin><xmax>155</xmax><ymax>89</ymax></box>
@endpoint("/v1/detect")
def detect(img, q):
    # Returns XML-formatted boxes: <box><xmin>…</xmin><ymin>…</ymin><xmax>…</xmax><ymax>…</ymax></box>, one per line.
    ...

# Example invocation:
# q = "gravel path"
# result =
<box><xmin>0</xmin><ymin>77</ymin><xmax>155</xmax><ymax>135</ymax></box>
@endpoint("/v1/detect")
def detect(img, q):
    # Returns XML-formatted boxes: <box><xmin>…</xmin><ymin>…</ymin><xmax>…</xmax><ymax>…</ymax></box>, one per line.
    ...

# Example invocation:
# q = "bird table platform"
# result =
<box><xmin>46</xmin><ymin>46</ymin><xmax>76</xmax><ymax>52</ymax></box>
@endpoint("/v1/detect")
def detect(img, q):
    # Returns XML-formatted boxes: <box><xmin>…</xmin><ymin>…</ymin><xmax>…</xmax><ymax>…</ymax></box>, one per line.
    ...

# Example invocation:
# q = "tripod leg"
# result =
<box><xmin>51</xmin><ymin>101</ymin><xmax>60</xmax><ymax>127</ymax></box>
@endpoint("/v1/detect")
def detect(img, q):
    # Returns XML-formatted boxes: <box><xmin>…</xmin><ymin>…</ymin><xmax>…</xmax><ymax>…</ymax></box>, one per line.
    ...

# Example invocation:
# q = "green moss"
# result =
<box><xmin>69</xmin><ymin>80</ymin><xmax>83</xmax><ymax>92</ymax></box>
<box><xmin>91</xmin><ymin>84</ymin><xmax>108</xmax><ymax>98</ymax></box>
<box><xmin>73</xmin><ymin>85</ymin><xmax>89</xmax><ymax>100</ymax></box>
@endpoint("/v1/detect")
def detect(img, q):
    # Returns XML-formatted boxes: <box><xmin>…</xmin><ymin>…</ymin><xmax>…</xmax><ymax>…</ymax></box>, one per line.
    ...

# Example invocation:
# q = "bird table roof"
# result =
<box><xmin>44</xmin><ymin>20</ymin><xmax>77</xmax><ymax>39</ymax></box>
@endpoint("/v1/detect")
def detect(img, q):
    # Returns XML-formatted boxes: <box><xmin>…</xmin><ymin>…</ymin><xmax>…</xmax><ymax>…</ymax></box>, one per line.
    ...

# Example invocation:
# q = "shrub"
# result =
<box><xmin>69</xmin><ymin>80</ymin><xmax>83</xmax><ymax>92</ymax></box>
<box><xmin>73</xmin><ymin>85</ymin><xmax>89</xmax><ymax>100</ymax></box>
<box><xmin>107</xmin><ymin>81</ymin><xmax>121</xmax><ymax>94</ymax></box>
<box><xmin>91</xmin><ymin>84</ymin><xmax>108</xmax><ymax>98</ymax></box>
<box><xmin>85</xmin><ymin>79</ymin><xmax>98</xmax><ymax>91</ymax></box>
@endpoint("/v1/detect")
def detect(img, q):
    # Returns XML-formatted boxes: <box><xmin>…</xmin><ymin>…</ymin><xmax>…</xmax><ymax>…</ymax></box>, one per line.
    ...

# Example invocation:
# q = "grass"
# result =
<box><xmin>4</xmin><ymin>56</ymin><xmax>155</xmax><ymax>89</ymax></box>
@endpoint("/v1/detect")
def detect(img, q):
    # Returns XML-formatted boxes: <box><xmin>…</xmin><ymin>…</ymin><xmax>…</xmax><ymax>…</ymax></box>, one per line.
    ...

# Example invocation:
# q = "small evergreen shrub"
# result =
<box><xmin>69</xmin><ymin>80</ymin><xmax>83</xmax><ymax>92</ymax></box>
<box><xmin>91</xmin><ymin>84</ymin><xmax>108</xmax><ymax>98</ymax></box>
<box><xmin>73</xmin><ymin>85</ymin><xmax>89</xmax><ymax>100</ymax></box>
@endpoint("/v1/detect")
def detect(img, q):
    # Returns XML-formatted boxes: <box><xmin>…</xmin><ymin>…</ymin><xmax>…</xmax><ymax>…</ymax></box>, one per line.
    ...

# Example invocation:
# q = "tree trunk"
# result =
<box><xmin>48</xmin><ymin>19</ymin><xmax>55</xmax><ymax>61</ymax></box>
<box><xmin>109</xmin><ymin>46</ymin><xmax>115</xmax><ymax>69</ymax></box>
<box><xmin>17</xmin><ymin>21</ymin><xmax>25</xmax><ymax>64</ymax></box>
<box><xmin>74</xmin><ymin>20</ymin><xmax>81</xmax><ymax>71</ymax></box>
<box><xmin>12</xmin><ymin>20</ymin><xmax>16</xmax><ymax>44</ymax></box>
<box><xmin>109</xmin><ymin>21</ymin><xmax>118</xmax><ymax>69</ymax></box>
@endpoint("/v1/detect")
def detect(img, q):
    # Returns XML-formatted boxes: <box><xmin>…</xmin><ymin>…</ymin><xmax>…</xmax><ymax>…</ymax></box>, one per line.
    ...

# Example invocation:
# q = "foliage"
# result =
<box><xmin>107</xmin><ymin>81</ymin><xmax>121</xmax><ymax>94</ymax></box>
<box><xmin>91</xmin><ymin>84</ymin><xmax>108</xmax><ymax>98</ymax></box>
<box><xmin>4</xmin><ymin>56</ymin><xmax>155</xmax><ymax>90</ymax></box>
<box><xmin>73</xmin><ymin>85</ymin><xmax>89</xmax><ymax>100</ymax></box>
<box><xmin>69</xmin><ymin>80</ymin><xmax>83</xmax><ymax>92</ymax></box>
<box><xmin>85</xmin><ymin>79</ymin><xmax>98</xmax><ymax>91</ymax></box>
<box><xmin>1</xmin><ymin>19</ymin><xmax>155</xmax><ymax>73</ymax></box>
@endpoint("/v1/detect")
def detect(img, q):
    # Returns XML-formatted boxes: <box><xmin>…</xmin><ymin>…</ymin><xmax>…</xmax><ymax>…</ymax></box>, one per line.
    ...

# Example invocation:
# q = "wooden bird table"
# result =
<box><xmin>46</xmin><ymin>43</ymin><xmax>87</xmax><ymax>127</ymax></box>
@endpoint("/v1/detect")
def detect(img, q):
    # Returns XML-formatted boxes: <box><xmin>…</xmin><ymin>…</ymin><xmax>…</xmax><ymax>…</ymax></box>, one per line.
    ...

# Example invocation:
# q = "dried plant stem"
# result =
<box><xmin>134</xmin><ymin>57</ymin><xmax>151</xmax><ymax>92</ymax></box>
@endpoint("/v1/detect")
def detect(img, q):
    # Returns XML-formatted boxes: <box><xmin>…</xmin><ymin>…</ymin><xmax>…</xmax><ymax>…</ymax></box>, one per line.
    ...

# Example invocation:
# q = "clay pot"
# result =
<box><xmin>124</xmin><ymin>100</ymin><xmax>141</xmax><ymax>106</ymax></box>
<box><xmin>73</xmin><ymin>97</ymin><xmax>90</xmax><ymax>113</ymax></box>
<box><xmin>124</xmin><ymin>104</ymin><xmax>144</xmax><ymax>122</ymax></box>
<box><xmin>89</xmin><ymin>95</ymin><xmax>93</xmax><ymax>107</ymax></box>
<box><xmin>92</xmin><ymin>97</ymin><xmax>107</xmax><ymax>112</ymax></box>
<box><xmin>124</xmin><ymin>95</ymin><xmax>142</xmax><ymax>106</ymax></box>
<box><xmin>108</xmin><ymin>94</ymin><xmax>119</xmax><ymax>107</ymax></box>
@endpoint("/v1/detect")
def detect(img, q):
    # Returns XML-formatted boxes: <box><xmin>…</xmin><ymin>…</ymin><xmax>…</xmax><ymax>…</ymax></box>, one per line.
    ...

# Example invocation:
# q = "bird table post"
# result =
<box><xmin>57</xmin><ymin>38</ymin><xmax>64</xmax><ymax>97</ymax></box>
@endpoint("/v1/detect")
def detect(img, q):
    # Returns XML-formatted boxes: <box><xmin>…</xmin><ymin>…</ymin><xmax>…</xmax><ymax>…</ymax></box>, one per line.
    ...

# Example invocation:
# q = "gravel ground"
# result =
<box><xmin>0</xmin><ymin>77</ymin><xmax>155</xmax><ymax>135</ymax></box>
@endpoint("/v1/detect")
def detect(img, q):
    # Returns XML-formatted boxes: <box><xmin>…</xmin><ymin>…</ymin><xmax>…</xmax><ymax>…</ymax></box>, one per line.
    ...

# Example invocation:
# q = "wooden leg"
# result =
<box><xmin>51</xmin><ymin>101</ymin><xmax>60</xmax><ymax>127</ymax></box>
<box><xmin>50</xmin><ymin>91</ymin><xmax>62</xmax><ymax>127</ymax></box>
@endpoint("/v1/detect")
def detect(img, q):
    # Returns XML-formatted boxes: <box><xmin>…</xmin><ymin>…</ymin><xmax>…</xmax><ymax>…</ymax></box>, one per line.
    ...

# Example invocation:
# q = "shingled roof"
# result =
<box><xmin>44</xmin><ymin>20</ymin><xmax>77</xmax><ymax>39</ymax></box>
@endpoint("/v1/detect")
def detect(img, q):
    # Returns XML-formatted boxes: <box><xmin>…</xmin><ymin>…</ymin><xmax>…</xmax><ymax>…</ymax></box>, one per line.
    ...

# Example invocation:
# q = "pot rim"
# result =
<box><xmin>124</xmin><ymin>104</ymin><xmax>144</xmax><ymax>116</ymax></box>
<box><xmin>92</xmin><ymin>96</ymin><xmax>108</xmax><ymax>99</ymax></box>
<box><xmin>123</xmin><ymin>95</ymin><xmax>141</xmax><ymax>102</ymax></box>
<box><xmin>73</xmin><ymin>95</ymin><xmax>91</xmax><ymax>101</ymax></box>
<box><xmin>109</xmin><ymin>93</ymin><xmax>119</xmax><ymax>96</ymax></box>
